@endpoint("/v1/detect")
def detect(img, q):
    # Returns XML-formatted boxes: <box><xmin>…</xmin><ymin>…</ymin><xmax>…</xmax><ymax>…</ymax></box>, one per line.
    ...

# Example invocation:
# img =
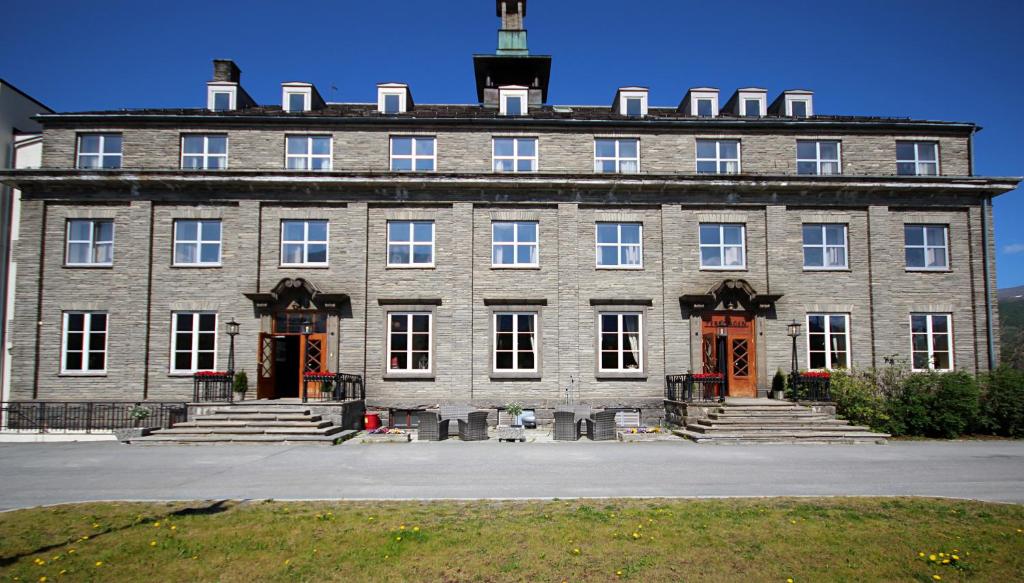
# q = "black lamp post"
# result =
<box><xmin>787</xmin><ymin>320</ymin><xmax>802</xmax><ymax>375</ymax></box>
<box><xmin>300</xmin><ymin>319</ymin><xmax>312</xmax><ymax>403</ymax></box>
<box><xmin>715</xmin><ymin>324</ymin><xmax>729</xmax><ymax>401</ymax></box>
<box><xmin>225</xmin><ymin>319</ymin><xmax>240</xmax><ymax>377</ymax></box>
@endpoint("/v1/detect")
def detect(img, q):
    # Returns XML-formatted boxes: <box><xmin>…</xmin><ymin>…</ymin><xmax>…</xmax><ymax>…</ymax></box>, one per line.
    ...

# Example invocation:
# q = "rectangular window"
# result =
<box><xmin>492</xmin><ymin>137</ymin><xmax>538</xmax><ymax>173</ymax></box>
<box><xmin>285</xmin><ymin>135</ymin><xmax>332</xmax><ymax>170</ymax></box>
<box><xmin>388</xmin><ymin>313</ymin><xmax>432</xmax><ymax>372</ymax></box>
<box><xmin>625</xmin><ymin>97</ymin><xmax>643</xmax><ymax>117</ymax></box>
<box><xmin>699</xmin><ymin>223</ymin><xmax>745</xmax><ymax>269</ymax></box>
<box><xmin>182</xmin><ymin>135</ymin><xmax>228</xmax><ymax>170</ymax></box>
<box><xmin>390</xmin><ymin>136</ymin><xmax>436</xmax><ymax>172</ymax></box>
<box><xmin>61</xmin><ymin>311</ymin><xmax>107</xmax><ymax>373</ymax></box>
<box><xmin>387</xmin><ymin>221</ymin><xmax>434</xmax><ymax>266</ymax></box>
<box><xmin>384</xmin><ymin>93</ymin><xmax>400</xmax><ymax>114</ymax></box>
<box><xmin>594</xmin><ymin>138</ymin><xmax>639</xmax><ymax>174</ymax></box>
<box><xmin>492</xmin><ymin>221</ymin><xmax>539</xmax><ymax>267</ymax></box>
<box><xmin>494</xmin><ymin>312</ymin><xmax>537</xmax><ymax>371</ymax></box>
<box><xmin>744</xmin><ymin>99</ymin><xmax>761</xmax><ymax>117</ymax></box>
<box><xmin>696</xmin><ymin>139</ymin><xmax>740</xmax><ymax>174</ymax></box>
<box><xmin>790</xmin><ymin>100</ymin><xmax>808</xmax><ymax>118</ymax></box>
<box><xmin>911</xmin><ymin>313</ymin><xmax>953</xmax><ymax>371</ymax></box>
<box><xmin>76</xmin><ymin>133</ymin><xmax>122</xmax><ymax>169</ymax></box>
<box><xmin>596</xmin><ymin>222</ymin><xmax>642</xmax><ymax>268</ymax></box>
<box><xmin>287</xmin><ymin>92</ymin><xmax>306</xmax><ymax>113</ymax></box>
<box><xmin>904</xmin><ymin>224</ymin><xmax>949</xmax><ymax>270</ymax></box>
<box><xmin>281</xmin><ymin>220</ymin><xmax>329</xmax><ymax>266</ymax></box>
<box><xmin>599</xmin><ymin>312</ymin><xmax>643</xmax><ymax>372</ymax></box>
<box><xmin>696</xmin><ymin>98</ymin><xmax>714</xmax><ymax>117</ymax></box>
<box><xmin>173</xmin><ymin>220</ymin><xmax>222</xmax><ymax>266</ymax></box>
<box><xmin>896</xmin><ymin>141</ymin><xmax>939</xmax><ymax>176</ymax></box>
<box><xmin>807</xmin><ymin>314</ymin><xmax>849</xmax><ymax>370</ymax></box>
<box><xmin>171</xmin><ymin>312</ymin><xmax>218</xmax><ymax>373</ymax></box>
<box><xmin>212</xmin><ymin>92</ymin><xmax>231</xmax><ymax>112</ymax></box>
<box><xmin>802</xmin><ymin>224</ymin><xmax>848</xmax><ymax>269</ymax></box>
<box><xmin>66</xmin><ymin>219</ymin><xmax>114</xmax><ymax>266</ymax></box>
<box><xmin>506</xmin><ymin>96</ymin><xmax>523</xmax><ymax>116</ymax></box>
<box><xmin>796</xmin><ymin>140</ymin><xmax>841</xmax><ymax>175</ymax></box>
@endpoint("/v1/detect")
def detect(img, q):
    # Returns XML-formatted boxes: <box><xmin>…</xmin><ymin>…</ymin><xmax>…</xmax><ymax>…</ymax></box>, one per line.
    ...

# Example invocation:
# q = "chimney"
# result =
<box><xmin>212</xmin><ymin>59</ymin><xmax>241</xmax><ymax>83</ymax></box>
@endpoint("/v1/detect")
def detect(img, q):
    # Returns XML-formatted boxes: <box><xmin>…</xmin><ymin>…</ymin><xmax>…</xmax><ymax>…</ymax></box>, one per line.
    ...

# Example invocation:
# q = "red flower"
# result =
<box><xmin>800</xmin><ymin>371</ymin><xmax>832</xmax><ymax>379</ymax></box>
<box><xmin>304</xmin><ymin>371</ymin><xmax>336</xmax><ymax>378</ymax></box>
<box><xmin>194</xmin><ymin>371</ymin><xmax>229</xmax><ymax>377</ymax></box>
<box><xmin>692</xmin><ymin>373</ymin><xmax>724</xmax><ymax>380</ymax></box>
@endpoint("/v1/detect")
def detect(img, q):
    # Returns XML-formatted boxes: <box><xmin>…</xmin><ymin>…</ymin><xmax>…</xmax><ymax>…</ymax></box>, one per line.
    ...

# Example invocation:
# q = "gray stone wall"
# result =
<box><xmin>40</xmin><ymin>126</ymin><xmax>972</xmax><ymax>177</ymax></box>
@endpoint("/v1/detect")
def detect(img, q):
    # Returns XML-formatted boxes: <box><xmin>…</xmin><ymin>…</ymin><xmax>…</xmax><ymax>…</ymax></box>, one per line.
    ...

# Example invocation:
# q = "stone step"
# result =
<box><xmin>695</xmin><ymin>419</ymin><xmax>851</xmax><ymax>428</ymax></box>
<box><xmin>207</xmin><ymin>407</ymin><xmax>311</xmax><ymax>415</ymax></box>
<box><xmin>688</xmin><ymin>425</ymin><xmax>876</xmax><ymax>435</ymax></box>
<box><xmin>707</xmin><ymin>413</ymin><xmax>828</xmax><ymax>421</ymax></box>
<box><xmin>673</xmin><ymin>429</ymin><xmax>890</xmax><ymax>445</ymax></box>
<box><xmin>131</xmin><ymin>430</ymin><xmax>358</xmax><ymax>445</ymax></box>
<box><xmin>175</xmin><ymin>420</ymin><xmax>333</xmax><ymax>429</ymax></box>
<box><xmin>721</xmin><ymin>405</ymin><xmax>811</xmax><ymax>411</ymax></box>
<box><xmin>193</xmin><ymin>414</ymin><xmax>321</xmax><ymax>422</ymax></box>
<box><xmin>154</xmin><ymin>425</ymin><xmax>343</xmax><ymax>436</ymax></box>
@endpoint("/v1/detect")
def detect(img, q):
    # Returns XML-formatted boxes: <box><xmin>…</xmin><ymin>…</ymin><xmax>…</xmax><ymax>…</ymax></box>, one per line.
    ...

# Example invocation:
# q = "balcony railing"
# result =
<box><xmin>665</xmin><ymin>373</ymin><xmax>726</xmax><ymax>403</ymax></box>
<box><xmin>788</xmin><ymin>372</ymin><xmax>832</xmax><ymax>402</ymax></box>
<box><xmin>1</xmin><ymin>401</ymin><xmax>187</xmax><ymax>433</ymax></box>
<box><xmin>302</xmin><ymin>373</ymin><xmax>365</xmax><ymax>403</ymax></box>
<box><xmin>193</xmin><ymin>372</ymin><xmax>234</xmax><ymax>403</ymax></box>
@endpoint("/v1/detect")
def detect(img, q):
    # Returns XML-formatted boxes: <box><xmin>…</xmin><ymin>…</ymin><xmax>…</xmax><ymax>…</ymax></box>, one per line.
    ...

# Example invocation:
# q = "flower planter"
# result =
<box><xmin>114</xmin><ymin>427</ymin><xmax>155</xmax><ymax>442</ymax></box>
<box><xmin>497</xmin><ymin>425</ymin><xmax>526</xmax><ymax>443</ymax></box>
<box><xmin>361</xmin><ymin>432</ymin><xmax>411</xmax><ymax>443</ymax></box>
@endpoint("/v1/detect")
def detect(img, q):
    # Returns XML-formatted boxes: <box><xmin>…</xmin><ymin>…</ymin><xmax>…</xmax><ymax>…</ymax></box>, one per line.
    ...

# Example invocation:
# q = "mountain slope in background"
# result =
<box><xmin>1000</xmin><ymin>287</ymin><xmax>1024</xmax><ymax>369</ymax></box>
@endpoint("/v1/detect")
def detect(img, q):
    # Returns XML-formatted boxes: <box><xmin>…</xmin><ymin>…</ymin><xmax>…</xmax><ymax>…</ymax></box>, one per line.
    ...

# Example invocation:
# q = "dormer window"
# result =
<box><xmin>790</xmin><ymin>100</ymin><xmax>808</xmax><ymax>117</ymax></box>
<box><xmin>697</xmin><ymin>99</ymin><xmax>714</xmax><ymax>117</ymax></box>
<box><xmin>743</xmin><ymin>99</ymin><xmax>761</xmax><ymax>117</ymax></box>
<box><xmin>499</xmin><ymin>86</ymin><xmax>529</xmax><ymax>116</ymax></box>
<box><xmin>730</xmin><ymin>88</ymin><xmax>767</xmax><ymax>117</ymax></box>
<box><xmin>206</xmin><ymin>83</ymin><xmax>237</xmax><ymax>112</ymax></box>
<box><xmin>288</xmin><ymin>93</ymin><xmax>306</xmax><ymax>112</ymax></box>
<box><xmin>681</xmin><ymin>88</ymin><xmax>719</xmax><ymax>118</ymax></box>
<box><xmin>212</xmin><ymin>92</ymin><xmax>231</xmax><ymax>112</ymax></box>
<box><xmin>282</xmin><ymin>83</ymin><xmax>315</xmax><ymax>113</ymax></box>
<box><xmin>771</xmin><ymin>90</ymin><xmax>814</xmax><ymax>118</ymax></box>
<box><xmin>377</xmin><ymin>83</ymin><xmax>411</xmax><ymax>114</ymax></box>
<box><xmin>615</xmin><ymin>88</ymin><xmax>649</xmax><ymax>118</ymax></box>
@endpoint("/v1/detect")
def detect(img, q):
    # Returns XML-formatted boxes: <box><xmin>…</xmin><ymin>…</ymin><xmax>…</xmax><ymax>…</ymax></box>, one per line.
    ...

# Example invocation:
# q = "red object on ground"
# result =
<box><xmin>364</xmin><ymin>413</ymin><xmax>381</xmax><ymax>430</ymax></box>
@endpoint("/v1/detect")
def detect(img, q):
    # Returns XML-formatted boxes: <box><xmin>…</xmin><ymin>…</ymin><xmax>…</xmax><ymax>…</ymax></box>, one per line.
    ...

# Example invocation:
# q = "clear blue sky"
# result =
<box><xmin>4</xmin><ymin>0</ymin><xmax>1022</xmax><ymax>286</ymax></box>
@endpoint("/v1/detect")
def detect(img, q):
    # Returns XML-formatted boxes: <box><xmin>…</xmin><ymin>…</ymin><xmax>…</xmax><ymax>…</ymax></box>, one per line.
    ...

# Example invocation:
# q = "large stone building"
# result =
<box><xmin>0</xmin><ymin>1</ymin><xmax>1017</xmax><ymax>424</ymax></box>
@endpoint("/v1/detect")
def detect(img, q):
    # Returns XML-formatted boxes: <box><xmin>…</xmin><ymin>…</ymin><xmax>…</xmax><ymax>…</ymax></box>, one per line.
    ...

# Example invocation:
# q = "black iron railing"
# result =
<box><xmin>665</xmin><ymin>373</ymin><xmax>726</xmax><ymax>402</ymax></box>
<box><xmin>193</xmin><ymin>372</ymin><xmax>234</xmax><ymax>403</ymax></box>
<box><xmin>788</xmin><ymin>372</ymin><xmax>832</xmax><ymax>402</ymax></box>
<box><xmin>1</xmin><ymin>401</ymin><xmax>187</xmax><ymax>433</ymax></box>
<box><xmin>302</xmin><ymin>373</ymin><xmax>365</xmax><ymax>403</ymax></box>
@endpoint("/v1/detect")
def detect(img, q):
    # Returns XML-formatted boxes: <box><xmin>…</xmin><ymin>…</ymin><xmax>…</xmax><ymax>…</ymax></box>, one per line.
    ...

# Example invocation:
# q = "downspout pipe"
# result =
<box><xmin>982</xmin><ymin>195</ymin><xmax>996</xmax><ymax>370</ymax></box>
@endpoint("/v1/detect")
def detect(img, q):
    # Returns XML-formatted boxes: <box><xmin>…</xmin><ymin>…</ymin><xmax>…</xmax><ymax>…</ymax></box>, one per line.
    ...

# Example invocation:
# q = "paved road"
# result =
<box><xmin>1</xmin><ymin>440</ymin><xmax>1022</xmax><ymax>510</ymax></box>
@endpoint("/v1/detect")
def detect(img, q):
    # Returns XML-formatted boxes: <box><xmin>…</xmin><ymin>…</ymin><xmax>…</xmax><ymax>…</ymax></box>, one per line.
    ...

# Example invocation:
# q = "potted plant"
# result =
<box><xmin>129</xmin><ymin>405</ymin><xmax>151</xmax><ymax>427</ymax></box>
<box><xmin>504</xmin><ymin>401</ymin><xmax>524</xmax><ymax>427</ymax></box>
<box><xmin>115</xmin><ymin>404</ymin><xmax>153</xmax><ymax>442</ymax></box>
<box><xmin>233</xmin><ymin>370</ymin><xmax>249</xmax><ymax>401</ymax></box>
<box><xmin>771</xmin><ymin>369</ymin><xmax>787</xmax><ymax>400</ymax></box>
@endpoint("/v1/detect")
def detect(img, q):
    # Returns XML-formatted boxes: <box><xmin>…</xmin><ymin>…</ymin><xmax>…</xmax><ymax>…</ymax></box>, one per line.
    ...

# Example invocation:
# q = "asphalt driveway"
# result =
<box><xmin>0</xmin><ymin>440</ymin><xmax>1022</xmax><ymax>510</ymax></box>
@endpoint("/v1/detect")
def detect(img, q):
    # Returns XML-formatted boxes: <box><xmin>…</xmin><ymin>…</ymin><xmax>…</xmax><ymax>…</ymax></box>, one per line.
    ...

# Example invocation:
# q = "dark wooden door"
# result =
<box><xmin>300</xmin><ymin>333</ymin><xmax>328</xmax><ymax>400</ymax></box>
<box><xmin>701</xmin><ymin>313</ymin><xmax>757</xmax><ymax>398</ymax></box>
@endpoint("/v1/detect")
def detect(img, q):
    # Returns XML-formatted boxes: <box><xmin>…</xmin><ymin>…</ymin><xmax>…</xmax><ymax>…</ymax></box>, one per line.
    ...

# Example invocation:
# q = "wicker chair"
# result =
<box><xmin>458</xmin><ymin>410</ymin><xmax>490</xmax><ymax>441</ymax></box>
<box><xmin>439</xmin><ymin>405</ymin><xmax>472</xmax><ymax>425</ymax></box>
<box><xmin>417</xmin><ymin>411</ymin><xmax>450</xmax><ymax>441</ymax></box>
<box><xmin>553</xmin><ymin>410</ymin><xmax>582</xmax><ymax>441</ymax></box>
<box><xmin>585</xmin><ymin>409</ymin><xmax>618</xmax><ymax>441</ymax></box>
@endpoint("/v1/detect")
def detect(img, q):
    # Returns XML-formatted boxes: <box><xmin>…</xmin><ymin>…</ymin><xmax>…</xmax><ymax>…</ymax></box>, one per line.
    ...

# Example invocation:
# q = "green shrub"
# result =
<box><xmin>978</xmin><ymin>367</ymin><xmax>1024</xmax><ymax>437</ymax></box>
<box><xmin>771</xmin><ymin>369</ymin><xmax>787</xmax><ymax>395</ymax></box>
<box><xmin>830</xmin><ymin>370</ymin><xmax>889</xmax><ymax>432</ymax></box>
<box><xmin>233</xmin><ymin>370</ymin><xmax>249</xmax><ymax>393</ymax></box>
<box><xmin>887</xmin><ymin>372</ymin><xmax>979</xmax><ymax>438</ymax></box>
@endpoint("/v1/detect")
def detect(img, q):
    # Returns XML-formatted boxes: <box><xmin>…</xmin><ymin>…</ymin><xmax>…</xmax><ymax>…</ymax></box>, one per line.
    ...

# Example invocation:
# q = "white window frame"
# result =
<box><xmin>491</xmin><ymin>221</ymin><xmax>539</xmax><ymax>268</ymax></box>
<box><xmin>492</xmin><ymin>137</ymin><xmax>538</xmax><ymax>173</ymax></box>
<box><xmin>285</xmin><ymin>135</ymin><xmax>333</xmax><ymax>171</ymax></box>
<box><xmin>173</xmin><ymin>219</ymin><xmax>223</xmax><ymax>267</ymax></box>
<box><xmin>280</xmin><ymin>220</ymin><xmax>329</xmax><ymax>267</ymax></box>
<box><xmin>61</xmin><ymin>311</ymin><xmax>108</xmax><ymax>375</ymax></box>
<box><xmin>386</xmin><ymin>220</ymin><xmax>435</xmax><ymax>268</ymax></box>
<box><xmin>699</xmin><ymin>223</ymin><xmax>746</xmax><ymax>270</ymax></box>
<box><xmin>499</xmin><ymin>87</ymin><xmax>529</xmax><ymax>116</ymax></box>
<box><xmin>282</xmin><ymin>86</ymin><xmax>312</xmax><ymax>113</ymax></box>
<box><xmin>76</xmin><ymin>133</ymin><xmax>122</xmax><ymax>169</ymax></box>
<box><xmin>617</xmin><ymin>88</ymin><xmax>649</xmax><ymax>117</ymax></box>
<box><xmin>594</xmin><ymin>138</ymin><xmax>640</xmax><ymax>174</ymax></box>
<box><xmin>786</xmin><ymin>97</ymin><xmax>813</xmax><ymax>117</ymax></box>
<box><xmin>181</xmin><ymin>134</ymin><xmax>228</xmax><ymax>170</ymax></box>
<box><xmin>377</xmin><ymin>84</ymin><xmax>409</xmax><ymax>114</ymax></box>
<box><xmin>493</xmin><ymin>312</ymin><xmax>538</xmax><ymax>372</ymax></box>
<box><xmin>387</xmin><ymin>312</ymin><xmax>432</xmax><ymax>374</ymax></box>
<box><xmin>390</xmin><ymin>136</ymin><xmax>437</xmax><ymax>172</ymax></box>
<box><xmin>796</xmin><ymin>140</ymin><xmax>841</xmax><ymax>176</ymax></box>
<box><xmin>688</xmin><ymin>89</ymin><xmax>720</xmax><ymax>117</ymax></box>
<box><xmin>738</xmin><ymin>91</ymin><xmax>767</xmax><ymax>117</ymax></box>
<box><xmin>696</xmin><ymin>139</ymin><xmax>741</xmax><ymax>174</ymax></box>
<box><xmin>598</xmin><ymin>312</ymin><xmax>644</xmax><ymax>372</ymax></box>
<box><xmin>806</xmin><ymin>313</ymin><xmax>851</xmax><ymax>370</ymax></box>
<box><xmin>206</xmin><ymin>83</ymin><xmax>237</xmax><ymax>111</ymax></box>
<box><xmin>595</xmin><ymin>222</ymin><xmax>643</xmax><ymax>269</ymax></box>
<box><xmin>904</xmin><ymin>224</ymin><xmax>950</xmax><ymax>271</ymax></box>
<box><xmin>66</xmin><ymin>219</ymin><xmax>114</xmax><ymax>267</ymax></box>
<box><xmin>910</xmin><ymin>313</ymin><xmax>954</xmax><ymax>372</ymax></box>
<box><xmin>170</xmin><ymin>311</ymin><xmax>218</xmax><ymax>374</ymax></box>
<box><xmin>802</xmin><ymin>223</ymin><xmax>849</xmax><ymax>270</ymax></box>
<box><xmin>896</xmin><ymin>141</ymin><xmax>940</xmax><ymax>176</ymax></box>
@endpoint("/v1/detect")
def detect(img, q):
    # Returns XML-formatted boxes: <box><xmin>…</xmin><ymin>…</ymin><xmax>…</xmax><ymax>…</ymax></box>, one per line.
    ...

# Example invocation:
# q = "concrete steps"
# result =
<box><xmin>131</xmin><ymin>406</ymin><xmax>355</xmax><ymax>445</ymax></box>
<box><xmin>677</xmin><ymin>400</ymin><xmax>889</xmax><ymax>445</ymax></box>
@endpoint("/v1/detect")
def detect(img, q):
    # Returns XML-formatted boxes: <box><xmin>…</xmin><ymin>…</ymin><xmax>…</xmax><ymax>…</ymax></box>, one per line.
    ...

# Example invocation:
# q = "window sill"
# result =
<box><xmin>491</xmin><ymin>265</ymin><xmax>541</xmax><ymax>270</ymax></box>
<box><xmin>905</xmin><ymin>268</ymin><xmax>952</xmax><ymax>273</ymax></box>
<box><xmin>699</xmin><ymin>267</ymin><xmax>747</xmax><ymax>272</ymax></box>
<box><xmin>280</xmin><ymin>264</ymin><xmax>330</xmax><ymax>269</ymax></box>
<box><xmin>490</xmin><ymin>372</ymin><xmax>542</xmax><ymax>381</ymax></box>
<box><xmin>383</xmin><ymin>373</ymin><xmax>435</xmax><ymax>381</ymax></box>
<box><xmin>172</xmin><ymin>264</ymin><xmax>223</xmax><ymax>269</ymax></box>
<box><xmin>386</xmin><ymin>264</ymin><xmax>436</xmax><ymax>270</ymax></box>
<box><xmin>595</xmin><ymin>372</ymin><xmax>647</xmax><ymax>381</ymax></box>
<box><xmin>596</xmin><ymin>266</ymin><xmax>644</xmax><ymax>271</ymax></box>
<box><xmin>63</xmin><ymin>264</ymin><xmax>113</xmax><ymax>269</ymax></box>
<box><xmin>59</xmin><ymin>372</ymin><xmax>107</xmax><ymax>377</ymax></box>
<box><xmin>803</xmin><ymin>268</ymin><xmax>851</xmax><ymax>272</ymax></box>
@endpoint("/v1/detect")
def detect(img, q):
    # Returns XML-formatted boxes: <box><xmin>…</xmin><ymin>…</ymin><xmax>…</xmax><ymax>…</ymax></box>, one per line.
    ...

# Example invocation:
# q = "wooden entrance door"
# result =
<box><xmin>701</xmin><ymin>313</ymin><xmax>757</xmax><ymax>398</ymax></box>
<box><xmin>256</xmin><ymin>333</ymin><xmax>275</xmax><ymax>399</ymax></box>
<box><xmin>256</xmin><ymin>332</ymin><xmax>329</xmax><ymax>399</ymax></box>
<box><xmin>300</xmin><ymin>333</ymin><xmax>328</xmax><ymax>400</ymax></box>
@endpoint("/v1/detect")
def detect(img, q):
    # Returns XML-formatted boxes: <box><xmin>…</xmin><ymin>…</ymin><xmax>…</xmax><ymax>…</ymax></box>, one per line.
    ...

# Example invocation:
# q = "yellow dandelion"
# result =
<box><xmin>368</xmin><ymin>516</ymin><xmax>375</xmax><ymax>521</ymax></box>
<box><xmin>395</xmin><ymin>536</ymin><xmax>402</xmax><ymax>542</ymax></box>
<box><xmin>192</xmin><ymin>556</ymin><xmax>198</xmax><ymax>560</ymax></box>
<box><xmin>787</xmin><ymin>579</ymin><xmax>794</xmax><ymax>583</ymax></box>
<box><xmin>59</xmin><ymin>570</ymin><xmax>66</xmax><ymax>575</ymax></box>
<box><xmin>35</xmin><ymin>559</ymin><xmax>46</xmax><ymax>566</ymax></box>
<box><xmin>39</xmin><ymin>577</ymin><xmax>47</xmax><ymax>582</ymax></box>
<box><xmin>153</xmin><ymin>522</ymin><xmax>160</xmax><ymax>527</ymax></box>
<box><xmin>919</xmin><ymin>552</ymin><xmax>925</xmax><ymax>557</ymax></box>
<box><xmin>929</xmin><ymin>554</ymin><xmax>937</xmax><ymax>562</ymax></box>
<box><xmin>942</xmin><ymin>559</ymin><xmax>950</xmax><ymax>564</ymax></box>
<box><xmin>94</xmin><ymin>561</ymin><xmax>103</xmax><ymax>567</ymax></box>
<box><xmin>67</xmin><ymin>549</ymin><xmax>75</xmax><ymax>554</ymax></box>
<box><xmin>80</xmin><ymin>536</ymin><xmax>88</xmax><ymax>541</ymax></box>
<box><xmin>413</xmin><ymin>526</ymin><xmax>420</xmax><ymax>532</ymax></box>
<box><xmin>384</xmin><ymin>555</ymin><xmax>389</xmax><ymax>559</ymax></box>
<box><xmin>632</xmin><ymin>532</ymin><xmax>640</xmax><ymax>539</ymax></box>
<box><xmin>284</xmin><ymin>559</ymin><xmax>291</xmax><ymax>566</ymax></box>
<box><xmin>790</xmin><ymin>520</ymin><xmax>797</xmax><ymax>524</ymax></box>
<box><xmin>616</xmin><ymin>570</ymin><xmax>623</xmax><ymax>577</ymax></box>
<box><xmin>952</xmin><ymin>555</ymin><xmax>959</xmax><ymax>561</ymax></box>
<box><xmin>170</xmin><ymin>525</ymin><xmax>177</xmax><ymax>531</ymax></box>
<box><xmin>932</xmin><ymin>576</ymin><xmax>941</xmax><ymax>581</ymax></box>
<box><xmin>150</xmin><ymin>541</ymin><xmax>157</xmax><ymax>547</ymax></box>
<box><xmin>399</xmin><ymin>524</ymin><xmax>406</xmax><ymax>530</ymax></box>
<box><xmin>92</xmin><ymin>523</ymin><xmax>99</xmax><ymax>528</ymax></box>
<box><xmin>572</xmin><ymin>548</ymin><xmax>580</xmax><ymax>555</ymax></box>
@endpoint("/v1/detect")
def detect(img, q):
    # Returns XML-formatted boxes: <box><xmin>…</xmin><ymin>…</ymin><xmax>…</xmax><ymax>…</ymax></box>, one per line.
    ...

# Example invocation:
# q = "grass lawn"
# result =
<box><xmin>1</xmin><ymin>498</ymin><xmax>1022</xmax><ymax>582</ymax></box>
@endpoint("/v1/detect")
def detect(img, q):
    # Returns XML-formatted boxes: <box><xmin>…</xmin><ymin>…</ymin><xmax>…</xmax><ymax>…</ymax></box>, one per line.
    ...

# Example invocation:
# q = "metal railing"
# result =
<box><xmin>788</xmin><ymin>373</ymin><xmax>833</xmax><ymax>402</ymax></box>
<box><xmin>302</xmin><ymin>373</ymin><xmax>365</xmax><ymax>403</ymax></box>
<box><xmin>1</xmin><ymin>401</ymin><xmax>187</xmax><ymax>433</ymax></box>
<box><xmin>665</xmin><ymin>373</ymin><xmax>726</xmax><ymax>403</ymax></box>
<box><xmin>193</xmin><ymin>373</ymin><xmax>234</xmax><ymax>403</ymax></box>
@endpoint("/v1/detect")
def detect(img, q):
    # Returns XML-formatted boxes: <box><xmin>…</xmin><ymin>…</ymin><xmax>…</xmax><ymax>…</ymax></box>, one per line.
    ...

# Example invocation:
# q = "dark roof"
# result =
<box><xmin>35</xmin><ymin>103</ymin><xmax>977</xmax><ymax>132</ymax></box>
<box><xmin>0</xmin><ymin>78</ymin><xmax>54</xmax><ymax>114</ymax></box>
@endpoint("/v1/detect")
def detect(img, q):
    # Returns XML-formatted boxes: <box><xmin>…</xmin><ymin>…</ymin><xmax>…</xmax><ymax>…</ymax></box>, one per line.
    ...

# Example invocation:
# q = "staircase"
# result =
<box><xmin>131</xmin><ymin>406</ymin><xmax>357</xmax><ymax>445</ymax></box>
<box><xmin>673</xmin><ymin>399</ymin><xmax>889</xmax><ymax>444</ymax></box>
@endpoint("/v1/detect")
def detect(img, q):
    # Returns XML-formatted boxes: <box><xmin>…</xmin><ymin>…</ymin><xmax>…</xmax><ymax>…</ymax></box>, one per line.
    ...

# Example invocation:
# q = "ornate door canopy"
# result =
<box><xmin>244</xmin><ymin>278</ymin><xmax>350</xmax><ymax>314</ymax></box>
<box><xmin>679</xmin><ymin>279</ymin><xmax>782</xmax><ymax>312</ymax></box>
